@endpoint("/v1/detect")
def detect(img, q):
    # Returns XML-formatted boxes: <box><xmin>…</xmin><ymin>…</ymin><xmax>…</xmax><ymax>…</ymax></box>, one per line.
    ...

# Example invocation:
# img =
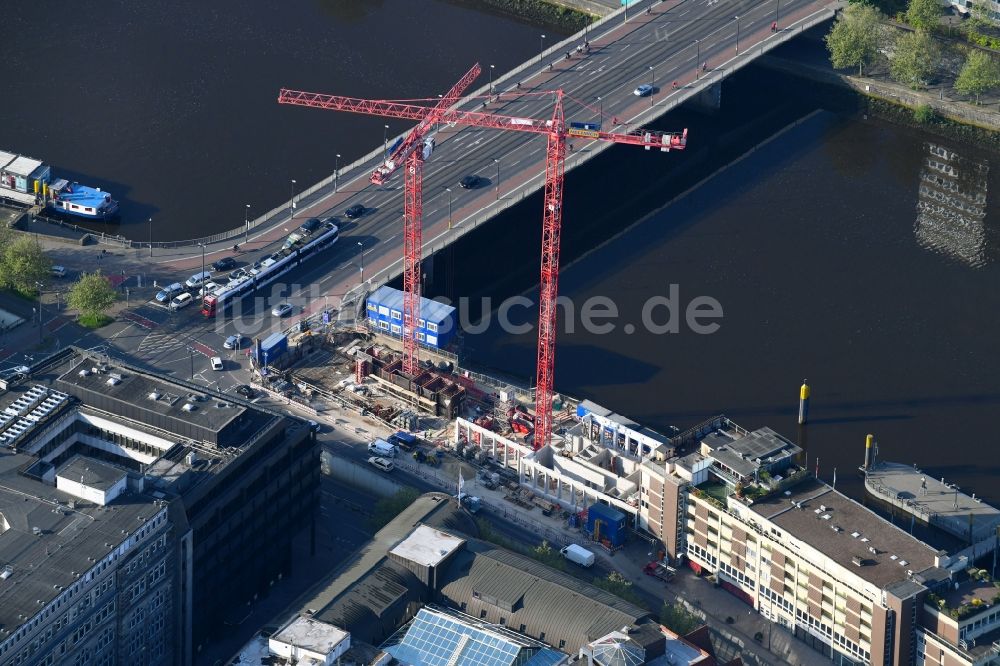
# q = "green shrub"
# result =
<box><xmin>913</xmin><ymin>104</ymin><xmax>936</xmax><ymax>123</ymax></box>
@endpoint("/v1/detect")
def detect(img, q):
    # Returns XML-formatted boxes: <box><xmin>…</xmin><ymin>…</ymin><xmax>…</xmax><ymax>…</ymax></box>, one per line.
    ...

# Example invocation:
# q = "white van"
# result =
<box><xmin>185</xmin><ymin>271</ymin><xmax>213</xmax><ymax>289</ymax></box>
<box><xmin>170</xmin><ymin>292</ymin><xmax>194</xmax><ymax>310</ymax></box>
<box><xmin>367</xmin><ymin>439</ymin><xmax>396</xmax><ymax>458</ymax></box>
<box><xmin>368</xmin><ymin>456</ymin><xmax>394</xmax><ymax>472</ymax></box>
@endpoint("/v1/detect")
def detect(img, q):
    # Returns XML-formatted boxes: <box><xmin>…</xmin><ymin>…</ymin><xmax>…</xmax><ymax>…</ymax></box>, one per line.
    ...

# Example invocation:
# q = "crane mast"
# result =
<box><xmin>279</xmin><ymin>65</ymin><xmax>687</xmax><ymax>450</ymax></box>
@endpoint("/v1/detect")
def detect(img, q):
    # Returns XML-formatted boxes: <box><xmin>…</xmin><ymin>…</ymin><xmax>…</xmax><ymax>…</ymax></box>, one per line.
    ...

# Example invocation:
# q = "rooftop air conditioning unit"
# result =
<box><xmin>106</xmin><ymin>377</ymin><xmax>120</xmax><ymax>386</ymax></box>
<box><xmin>78</xmin><ymin>369</ymin><xmax>90</xmax><ymax>377</ymax></box>
<box><xmin>182</xmin><ymin>403</ymin><xmax>196</xmax><ymax>412</ymax></box>
<box><xmin>148</xmin><ymin>392</ymin><xmax>160</xmax><ymax>401</ymax></box>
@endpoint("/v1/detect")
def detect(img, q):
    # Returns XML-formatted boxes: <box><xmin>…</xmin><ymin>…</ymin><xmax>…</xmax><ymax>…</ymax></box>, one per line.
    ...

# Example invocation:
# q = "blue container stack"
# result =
<box><xmin>585</xmin><ymin>503</ymin><xmax>626</xmax><ymax>547</ymax></box>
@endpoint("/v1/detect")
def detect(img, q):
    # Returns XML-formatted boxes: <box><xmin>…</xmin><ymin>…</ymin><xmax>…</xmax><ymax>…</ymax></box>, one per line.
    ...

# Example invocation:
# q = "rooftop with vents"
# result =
<box><xmin>744</xmin><ymin>477</ymin><xmax>944</xmax><ymax>589</ymax></box>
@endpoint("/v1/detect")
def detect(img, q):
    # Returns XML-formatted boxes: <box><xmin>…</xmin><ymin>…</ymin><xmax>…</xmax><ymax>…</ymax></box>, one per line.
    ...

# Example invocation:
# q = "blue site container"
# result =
<box><xmin>586</xmin><ymin>503</ymin><xmax>626</xmax><ymax>547</ymax></box>
<box><xmin>254</xmin><ymin>332</ymin><xmax>287</xmax><ymax>365</ymax></box>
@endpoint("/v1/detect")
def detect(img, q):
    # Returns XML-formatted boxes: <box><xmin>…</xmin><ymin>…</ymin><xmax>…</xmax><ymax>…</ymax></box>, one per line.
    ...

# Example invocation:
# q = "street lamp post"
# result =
<box><xmin>445</xmin><ymin>187</ymin><xmax>453</xmax><ymax>229</ymax></box>
<box><xmin>199</xmin><ymin>243</ymin><xmax>206</xmax><ymax>304</ymax></box>
<box><xmin>735</xmin><ymin>16</ymin><xmax>740</xmax><ymax>53</ymax></box>
<box><xmin>189</xmin><ymin>347</ymin><xmax>194</xmax><ymax>380</ymax></box>
<box><xmin>649</xmin><ymin>66</ymin><xmax>654</xmax><ymax>106</ymax></box>
<box><xmin>539</xmin><ymin>34</ymin><xmax>546</xmax><ymax>62</ymax></box>
<box><xmin>489</xmin><ymin>64</ymin><xmax>495</xmax><ymax>97</ymax></box>
<box><xmin>148</xmin><ymin>217</ymin><xmax>153</xmax><ymax>257</ymax></box>
<box><xmin>597</xmin><ymin>96</ymin><xmax>603</xmax><ymax>122</ymax></box>
<box><xmin>34</xmin><ymin>284</ymin><xmax>44</xmax><ymax>342</ymax></box>
<box><xmin>695</xmin><ymin>39</ymin><xmax>701</xmax><ymax>78</ymax></box>
<box><xmin>775</xmin><ymin>0</ymin><xmax>780</xmax><ymax>27</ymax></box>
<box><xmin>356</xmin><ymin>241</ymin><xmax>365</xmax><ymax>285</ymax></box>
<box><xmin>383</xmin><ymin>124</ymin><xmax>390</xmax><ymax>161</ymax></box>
<box><xmin>494</xmin><ymin>159</ymin><xmax>500</xmax><ymax>200</ymax></box>
<box><xmin>624</xmin><ymin>0</ymin><xmax>629</xmax><ymax>21</ymax></box>
<box><xmin>244</xmin><ymin>204</ymin><xmax>251</xmax><ymax>245</ymax></box>
<box><xmin>334</xmin><ymin>153</ymin><xmax>341</xmax><ymax>192</ymax></box>
<box><xmin>289</xmin><ymin>179</ymin><xmax>297</xmax><ymax>221</ymax></box>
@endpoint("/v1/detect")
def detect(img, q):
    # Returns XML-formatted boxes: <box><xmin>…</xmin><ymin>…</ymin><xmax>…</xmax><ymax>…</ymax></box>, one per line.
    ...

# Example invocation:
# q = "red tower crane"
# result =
<box><xmin>279</xmin><ymin>67</ymin><xmax>687</xmax><ymax>450</ymax></box>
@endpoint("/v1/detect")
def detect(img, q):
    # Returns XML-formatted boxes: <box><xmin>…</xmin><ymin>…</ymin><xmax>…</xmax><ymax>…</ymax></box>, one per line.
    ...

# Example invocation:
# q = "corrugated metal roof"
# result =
<box><xmin>368</xmin><ymin>285</ymin><xmax>455</xmax><ymax>324</ymax></box>
<box><xmin>578</xmin><ymin>400</ymin><xmax>612</xmax><ymax>418</ymax></box>
<box><xmin>3</xmin><ymin>156</ymin><xmax>44</xmax><ymax>176</ymax></box>
<box><xmin>437</xmin><ymin>542</ymin><xmax>650</xmax><ymax>654</ymax></box>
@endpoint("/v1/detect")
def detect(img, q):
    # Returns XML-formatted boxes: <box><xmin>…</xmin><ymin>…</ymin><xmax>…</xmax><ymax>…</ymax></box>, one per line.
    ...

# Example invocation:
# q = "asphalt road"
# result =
<box><xmin>41</xmin><ymin>0</ymin><xmax>829</xmax><ymax>395</ymax></box>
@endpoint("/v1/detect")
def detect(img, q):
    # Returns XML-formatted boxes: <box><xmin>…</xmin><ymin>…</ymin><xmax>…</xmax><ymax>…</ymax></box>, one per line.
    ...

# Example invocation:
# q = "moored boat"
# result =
<box><xmin>47</xmin><ymin>179</ymin><xmax>119</xmax><ymax>221</ymax></box>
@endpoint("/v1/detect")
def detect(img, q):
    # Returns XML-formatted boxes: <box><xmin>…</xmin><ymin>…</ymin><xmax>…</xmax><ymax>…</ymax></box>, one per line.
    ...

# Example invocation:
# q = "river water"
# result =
<box><xmin>436</xmin><ymin>65</ymin><xmax>1000</xmax><ymax>507</ymax></box>
<box><xmin>0</xmin><ymin>0</ymin><xmax>548</xmax><ymax>241</ymax></box>
<box><xmin>4</xmin><ymin>5</ymin><xmax>998</xmax><ymax>508</ymax></box>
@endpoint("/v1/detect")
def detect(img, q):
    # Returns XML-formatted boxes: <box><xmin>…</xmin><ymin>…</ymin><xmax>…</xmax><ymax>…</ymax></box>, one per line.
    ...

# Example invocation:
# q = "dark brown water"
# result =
<box><xmin>437</xmin><ymin>68</ymin><xmax>1000</xmax><ymax>507</ymax></box>
<box><xmin>0</xmin><ymin>0</ymin><xmax>550</xmax><ymax>240</ymax></box>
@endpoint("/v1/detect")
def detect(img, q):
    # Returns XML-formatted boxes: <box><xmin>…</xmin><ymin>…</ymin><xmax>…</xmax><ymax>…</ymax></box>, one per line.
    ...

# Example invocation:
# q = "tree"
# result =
<box><xmin>955</xmin><ymin>50</ymin><xmax>1000</xmax><ymax>103</ymax></box>
<box><xmin>532</xmin><ymin>540</ymin><xmax>566</xmax><ymax>571</ymax></box>
<box><xmin>0</xmin><ymin>236</ymin><xmax>51</xmax><ymax>296</ymax></box>
<box><xmin>369</xmin><ymin>487</ymin><xmax>420</xmax><ymax>530</ymax></box>
<box><xmin>968</xmin><ymin>2</ymin><xmax>993</xmax><ymax>31</ymax></box>
<box><xmin>890</xmin><ymin>32</ymin><xmax>939</xmax><ymax>89</ymax></box>
<box><xmin>66</xmin><ymin>271</ymin><xmax>118</xmax><ymax>325</ymax></box>
<box><xmin>906</xmin><ymin>0</ymin><xmax>941</xmax><ymax>31</ymax></box>
<box><xmin>660</xmin><ymin>602</ymin><xmax>703</xmax><ymax>635</ymax></box>
<box><xmin>825</xmin><ymin>4</ymin><xmax>886</xmax><ymax>75</ymax></box>
<box><xmin>592</xmin><ymin>571</ymin><xmax>645</xmax><ymax>606</ymax></box>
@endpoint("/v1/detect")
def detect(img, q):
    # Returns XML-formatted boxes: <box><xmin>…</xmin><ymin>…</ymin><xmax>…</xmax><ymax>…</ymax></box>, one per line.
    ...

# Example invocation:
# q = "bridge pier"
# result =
<box><xmin>688</xmin><ymin>81</ymin><xmax>723</xmax><ymax>113</ymax></box>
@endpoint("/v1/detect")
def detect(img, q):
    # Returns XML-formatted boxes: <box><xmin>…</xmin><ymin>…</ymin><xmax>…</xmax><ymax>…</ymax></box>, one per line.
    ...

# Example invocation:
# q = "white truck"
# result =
<box><xmin>368</xmin><ymin>439</ymin><xmax>397</xmax><ymax>458</ymax></box>
<box><xmin>560</xmin><ymin>544</ymin><xmax>595</xmax><ymax>568</ymax></box>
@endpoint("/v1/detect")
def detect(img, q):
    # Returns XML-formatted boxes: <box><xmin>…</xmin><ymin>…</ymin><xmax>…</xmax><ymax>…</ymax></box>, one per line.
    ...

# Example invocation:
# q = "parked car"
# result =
<box><xmin>223</xmin><ymin>334</ymin><xmax>244</xmax><ymax>350</ymax></box>
<box><xmin>155</xmin><ymin>283</ymin><xmax>185</xmax><ymax>303</ymax></box>
<box><xmin>299</xmin><ymin>217</ymin><xmax>322</xmax><ymax>234</ymax></box>
<box><xmin>50</xmin><ymin>265</ymin><xmax>67</xmax><ymax>278</ymax></box>
<box><xmin>210</xmin><ymin>356</ymin><xmax>224</xmax><ymax>371</ymax></box>
<box><xmin>185</xmin><ymin>271</ymin><xmax>213</xmax><ymax>289</ymax></box>
<box><xmin>459</xmin><ymin>175</ymin><xmax>481</xmax><ymax>189</ymax></box>
<box><xmin>235</xmin><ymin>384</ymin><xmax>256</xmax><ymax>398</ymax></box>
<box><xmin>228</xmin><ymin>268</ymin><xmax>248</xmax><ymax>282</ymax></box>
<box><xmin>170</xmin><ymin>293</ymin><xmax>194</xmax><ymax>310</ymax></box>
<box><xmin>271</xmin><ymin>303</ymin><xmax>293</xmax><ymax>318</ymax></box>
<box><xmin>198</xmin><ymin>282</ymin><xmax>220</xmax><ymax>297</ymax></box>
<box><xmin>633</xmin><ymin>84</ymin><xmax>654</xmax><ymax>97</ymax></box>
<box><xmin>344</xmin><ymin>204</ymin><xmax>365</xmax><ymax>219</ymax></box>
<box><xmin>212</xmin><ymin>257</ymin><xmax>237</xmax><ymax>271</ymax></box>
<box><xmin>0</xmin><ymin>365</ymin><xmax>31</xmax><ymax>380</ymax></box>
<box><xmin>368</xmin><ymin>456</ymin><xmax>394</xmax><ymax>472</ymax></box>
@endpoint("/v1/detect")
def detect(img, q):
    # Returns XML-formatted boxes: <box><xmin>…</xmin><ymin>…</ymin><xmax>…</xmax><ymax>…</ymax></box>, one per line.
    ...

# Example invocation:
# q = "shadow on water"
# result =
<box><xmin>421</xmin><ymin>62</ymin><xmax>1000</xmax><ymax>506</ymax></box>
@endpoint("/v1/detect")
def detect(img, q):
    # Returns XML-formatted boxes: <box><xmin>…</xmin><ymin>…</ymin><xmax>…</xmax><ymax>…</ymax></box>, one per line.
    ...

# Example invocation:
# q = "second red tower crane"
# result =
<box><xmin>279</xmin><ymin>64</ymin><xmax>687</xmax><ymax>450</ymax></box>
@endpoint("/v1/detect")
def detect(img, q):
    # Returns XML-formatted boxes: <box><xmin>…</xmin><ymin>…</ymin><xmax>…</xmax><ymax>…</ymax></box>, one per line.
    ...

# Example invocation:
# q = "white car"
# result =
<box><xmin>368</xmin><ymin>456</ymin><xmax>394</xmax><ymax>472</ymax></box>
<box><xmin>185</xmin><ymin>271</ymin><xmax>213</xmax><ymax>289</ymax></box>
<box><xmin>199</xmin><ymin>281</ymin><xmax>220</xmax><ymax>297</ymax></box>
<box><xmin>210</xmin><ymin>356</ymin><xmax>224</xmax><ymax>371</ymax></box>
<box><xmin>50</xmin><ymin>265</ymin><xmax>67</xmax><ymax>278</ymax></box>
<box><xmin>170</xmin><ymin>293</ymin><xmax>194</xmax><ymax>310</ymax></box>
<box><xmin>271</xmin><ymin>303</ymin><xmax>293</xmax><ymax>318</ymax></box>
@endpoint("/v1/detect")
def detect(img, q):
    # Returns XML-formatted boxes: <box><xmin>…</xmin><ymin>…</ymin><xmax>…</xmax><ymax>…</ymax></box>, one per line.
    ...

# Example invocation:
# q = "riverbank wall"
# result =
<box><xmin>761</xmin><ymin>54</ymin><xmax>1000</xmax><ymax>145</ymax></box>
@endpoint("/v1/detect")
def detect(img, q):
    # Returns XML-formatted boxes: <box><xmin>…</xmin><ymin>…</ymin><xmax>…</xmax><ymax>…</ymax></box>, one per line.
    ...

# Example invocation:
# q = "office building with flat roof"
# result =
<box><xmin>0</xmin><ymin>347</ymin><xmax>318</xmax><ymax>665</ymax></box>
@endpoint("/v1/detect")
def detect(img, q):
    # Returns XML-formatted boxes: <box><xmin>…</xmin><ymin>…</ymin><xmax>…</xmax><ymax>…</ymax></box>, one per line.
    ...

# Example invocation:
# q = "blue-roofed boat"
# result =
<box><xmin>47</xmin><ymin>179</ymin><xmax>119</xmax><ymax>221</ymax></box>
